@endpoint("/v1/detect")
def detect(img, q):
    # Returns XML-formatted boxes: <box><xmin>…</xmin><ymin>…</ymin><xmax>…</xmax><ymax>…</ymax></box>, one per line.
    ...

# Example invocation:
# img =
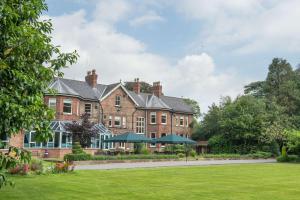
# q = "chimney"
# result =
<box><xmin>152</xmin><ymin>81</ymin><xmax>163</xmax><ymax>97</ymax></box>
<box><xmin>133</xmin><ymin>78</ymin><xmax>141</xmax><ymax>94</ymax></box>
<box><xmin>85</xmin><ymin>69</ymin><xmax>98</xmax><ymax>88</ymax></box>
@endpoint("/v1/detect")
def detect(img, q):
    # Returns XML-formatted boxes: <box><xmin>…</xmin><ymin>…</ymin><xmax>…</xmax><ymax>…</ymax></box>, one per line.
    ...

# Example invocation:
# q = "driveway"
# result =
<box><xmin>74</xmin><ymin>159</ymin><xmax>276</xmax><ymax>170</ymax></box>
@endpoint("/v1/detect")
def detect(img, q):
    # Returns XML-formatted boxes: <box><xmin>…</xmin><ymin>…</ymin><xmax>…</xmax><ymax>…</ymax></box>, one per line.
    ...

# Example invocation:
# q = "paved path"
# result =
<box><xmin>75</xmin><ymin>159</ymin><xmax>276</xmax><ymax>170</ymax></box>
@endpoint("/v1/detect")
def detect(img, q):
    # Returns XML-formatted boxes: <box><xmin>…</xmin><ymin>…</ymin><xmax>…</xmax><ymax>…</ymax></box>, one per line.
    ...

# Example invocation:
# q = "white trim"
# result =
<box><xmin>84</xmin><ymin>103</ymin><xmax>92</xmax><ymax>115</ymax></box>
<box><xmin>100</xmin><ymin>84</ymin><xmax>140</xmax><ymax>106</ymax></box>
<box><xmin>63</xmin><ymin>99</ymin><xmax>72</xmax><ymax>115</ymax></box>
<box><xmin>180</xmin><ymin>116</ymin><xmax>184</xmax><ymax>127</ymax></box>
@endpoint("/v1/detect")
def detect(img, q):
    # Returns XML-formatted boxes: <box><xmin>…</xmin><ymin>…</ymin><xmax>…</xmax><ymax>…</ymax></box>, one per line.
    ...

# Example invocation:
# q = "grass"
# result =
<box><xmin>1</xmin><ymin>163</ymin><xmax>300</xmax><ymax>200</ymax></box>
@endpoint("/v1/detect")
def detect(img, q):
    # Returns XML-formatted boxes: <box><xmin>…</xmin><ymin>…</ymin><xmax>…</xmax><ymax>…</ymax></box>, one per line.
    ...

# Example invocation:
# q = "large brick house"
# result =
<box><xmin>2</xmin><ymin>69</ymin><xmax>194</xmax><ymax>158</ymax></box>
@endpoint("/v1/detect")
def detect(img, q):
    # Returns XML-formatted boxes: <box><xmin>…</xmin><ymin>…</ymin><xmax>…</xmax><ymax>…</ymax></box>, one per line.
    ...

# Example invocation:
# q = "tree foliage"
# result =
<box><xmin>124</xmin><ymin>81</ymin><xmax>153</xmax><ymax>93</ymax></box>
<box><xmin>0</xmin><ymin>0</ymin><xmax>78</xmax><ymax>187</ymax></box>
<box><xmin>65</xmin><ymin>113</ymin><xmax>98</xmax><ymax>148</ymax></box>
<box><xmin>183</xmin><ymin>98</ymin><xmax>201</xmax><ymax>119</ymax></box>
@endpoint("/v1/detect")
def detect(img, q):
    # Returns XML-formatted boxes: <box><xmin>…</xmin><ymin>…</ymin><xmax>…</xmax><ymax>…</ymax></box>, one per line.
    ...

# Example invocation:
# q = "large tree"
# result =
<box><xmin>0</xmin><ymin>0</ymin><xmax>77</xmax><ymax>187</ymax></box>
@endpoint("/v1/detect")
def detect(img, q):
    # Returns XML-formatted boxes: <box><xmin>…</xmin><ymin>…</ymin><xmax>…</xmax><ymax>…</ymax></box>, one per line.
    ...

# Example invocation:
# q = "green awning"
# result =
<box><xmin>103</xmin><ymin>132</ymin><xmax>152</xmax><ymax>143</ymax></box>
<box><xmin>153</xmin><ymin>134</ymin><xmax>197</xmax><ymax>144</ymax></box>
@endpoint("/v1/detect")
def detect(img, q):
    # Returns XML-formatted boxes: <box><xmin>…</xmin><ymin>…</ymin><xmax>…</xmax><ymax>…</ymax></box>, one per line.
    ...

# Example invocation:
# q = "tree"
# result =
<box><xmin>125</xmin><ymin>81</ymin><xmax>153</xmax><ymax>93</ymax></box>
<box><xmin>183</xmin><ymin>98</ymin><xmax>201</xmax><ymax>119</ymax></box>
<box><xmin>65</xmin><ymin>113</ymin><xmax>98</xmax><ymax>148</ymax></box>
<box><xmin>0</xmin><ymin>0</ymin><xmax>77</xmax><ymax>187</ymax></box>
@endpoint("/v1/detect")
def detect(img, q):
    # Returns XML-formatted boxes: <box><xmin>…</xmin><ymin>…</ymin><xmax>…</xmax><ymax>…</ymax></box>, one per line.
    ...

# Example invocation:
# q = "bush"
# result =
<box><xmin>8</xmin><ymin>163</ymin><xmax>30</xmax><ymax>175</ymax></box>
<box><xmin>64</xmin><ymin>153</ymin><xmax>92</xmax><ymax>161</ymax></box>
<box><xmin>282</xmin><ymin>146</ymin><xmax>287</xmax><ymax>157</ymax></box>
<box><xmin>52</xmin><ymin>161</ymin><xmax>74</xmax><ymax>173</ymax></box>
<box><xmin>247</xmin><ymin>151</ymin><xmax>272</xmax><ymax>159</ymax></box>
<box><xmin>189</xmin><ymin>150</ymin><xmax>197</xmax><ymax>157</ymax></box>
<box><xmin>277</xmin><ymin>155</ymin><xmax>300</xmax><ymax>163</ymax></box>
<box><xmin>30</xmin><ymin>159</ymin><xmax>44</xmax><ymax>174</ymax></box>
<box><xmin>72</xmin><ymin>142</ymin><xmax>84</xmax><ymax>154</ymax></box>
<box><xmin>177</xmin><ymin>153</ymin><xmax>185</xmax><ymax>158</ymax></box>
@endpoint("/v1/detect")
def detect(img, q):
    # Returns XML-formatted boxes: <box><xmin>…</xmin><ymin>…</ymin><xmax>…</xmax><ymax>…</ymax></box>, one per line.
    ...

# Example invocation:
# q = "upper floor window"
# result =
<box><xmin>0</xmin><ymin>133</ymin><xmax>9</xmax><ymax>149</ymax></box>
<box><xmin>185</xmin><ymin>116</ymin><xmax>189</xmax><ymax>127</ymax></box>
<box><xmin>175</xmin><ymin>116</ymin><xmax>179</xmax><ymax>126</ymax></box>
<box><xmin>48</xmin><ymin>98</ymin><xmax>56</xmax><ymax>110</ymax></box>
<box><xmin>114</xmin><ymin>116</ymin><xmax>121</xmax><ymax>127</ymax></box>
<box><xmin>136</xmin><ymin>117</ymin><xmax>145</xmax><ymax>134</ymax></box>
<box><xmin>180</xmin><ymin>116</ymin><xmax>184</xmax><ymax>126</ymax></box>
<box><xmin>161</xmin><ymin>113</ymin><xmax>167</xmax><ymax>125</ymax></box>
<box><xmin>115</xmin><ymin>96</ymin><xmax>121</xmax><ymax>107</ymax></box>
<box><xmin>85</xmin><ymin>103</ymin><xmax>92</xmax><ymax>115</ymax></box>
<box><xmin>150</xmin><ymin>112</ymin><xmax>156</xmax><ymax>124</ymax></box>
<box><xmin>63</xmin><ymin>99</ymin><xmax>72</xmax><ymax>114</ymax></box>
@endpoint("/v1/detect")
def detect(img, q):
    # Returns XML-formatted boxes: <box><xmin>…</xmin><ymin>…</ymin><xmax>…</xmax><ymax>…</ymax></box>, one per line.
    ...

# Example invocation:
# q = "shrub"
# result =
<box><xmin>277</xmin><ymin>155</ymin><xmax>300</xmax><ymax>163</ymax></box>
<box><xmin>282</xmin><ymin>146</ymin><xmax>287</xmax><ymax>157</ymax></box>
<box><xmin>30</xmin><ymin>159</ymin><xmax>44</xmax><ymax>174</ymax></box>
<box><xmin>134</xmin><ymin>143</ymin><xmax>143</xmax><ymax>154</ymax></box>
<box><xmin>64</xmin><ymin>153</ymin><xmax>92</xmax><ymax>161</ymax></box>
<box><xmin>177</xmin><ymin>153</ymin><xmax>185</xmax><ymax>158</ymax></box>
<box><xmin>189</xmin><ymin>150</ymin><xmax>197</xmax><ymax>157</ymax></box>
<box><xmin>53</xmin><ymin>161</ymin><xmax>74</xmax><ymax>173</ymax></box>
<box><xmin>8</xmin><ymin>163</ymin><xmax>30</xmax><ymax>175</ymax></box>
<box><xmin>72</xmin><ymin>142</ymin><xmax>84</xmax><ymax>154</ymax></box>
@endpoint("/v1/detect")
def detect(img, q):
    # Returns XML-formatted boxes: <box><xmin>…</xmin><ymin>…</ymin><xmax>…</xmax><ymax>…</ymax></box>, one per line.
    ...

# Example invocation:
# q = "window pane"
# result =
<box><xmin>85</xmin><ymin>104</ymin><xmax>92</xmax><ymax>114</ymax></box>
<box><xmin>63</xmin><ymin>99</ymin><xmax>72</xmax><ymax>114</ymax></box>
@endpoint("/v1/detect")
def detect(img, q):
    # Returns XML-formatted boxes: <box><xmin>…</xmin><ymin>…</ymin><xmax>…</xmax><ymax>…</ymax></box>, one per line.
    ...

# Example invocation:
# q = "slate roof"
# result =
<box><xmin>47</xmin><ymin>78</ymin><xmax>194</xmax><ymax>114</ymax></box>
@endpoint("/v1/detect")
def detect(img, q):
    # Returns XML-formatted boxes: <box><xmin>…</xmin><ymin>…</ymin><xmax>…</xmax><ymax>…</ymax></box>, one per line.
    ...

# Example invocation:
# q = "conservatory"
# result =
<box><xmin>24</xmin><ymin>121</ymin><xmax>113</xmax><ymax>149</ymax></box>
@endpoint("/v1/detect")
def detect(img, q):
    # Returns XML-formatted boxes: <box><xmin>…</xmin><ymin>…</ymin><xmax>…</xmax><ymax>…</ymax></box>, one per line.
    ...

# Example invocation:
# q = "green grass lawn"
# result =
<box><xmin>1</xmin><ymin>163</ymin><xmax>300</xmax><ymax>200</ymax></box>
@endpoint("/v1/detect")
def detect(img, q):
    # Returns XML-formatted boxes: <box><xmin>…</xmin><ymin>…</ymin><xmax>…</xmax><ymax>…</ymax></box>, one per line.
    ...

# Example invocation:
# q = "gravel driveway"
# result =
<box><xmin>74</xmin><ymin>159</ymin><xmax>276</xmax><ymax>170</ymax></box>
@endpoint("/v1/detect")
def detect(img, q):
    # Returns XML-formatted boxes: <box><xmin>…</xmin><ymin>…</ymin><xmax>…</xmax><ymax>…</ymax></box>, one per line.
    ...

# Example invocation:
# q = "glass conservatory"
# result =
<box><xmin>24</xmin><ymin>121</ymin><xmax>113</xmax><ymax>149</ymax></box>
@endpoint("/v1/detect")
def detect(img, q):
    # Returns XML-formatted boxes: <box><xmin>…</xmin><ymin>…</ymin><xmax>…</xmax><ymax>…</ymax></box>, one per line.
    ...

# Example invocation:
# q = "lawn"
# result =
<box><xmin>1</xmin><ymin>163</ymin><xmax>300</xmax><ymax>200</ymax></box>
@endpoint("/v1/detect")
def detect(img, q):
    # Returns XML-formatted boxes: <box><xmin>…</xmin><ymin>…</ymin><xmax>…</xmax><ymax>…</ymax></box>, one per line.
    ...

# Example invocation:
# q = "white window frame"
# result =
<box><xmin>122</xmin><ymin>116</ymin><xmax>127</xmax><ymax>128</ymax></box>
<box><xmin>175</xmin><ymin>116</ymin><xmax>179</xmax><ymax>126</ymax></box>
<box><xmin>48</xmin><ymin>98</ymin><xmax>56</xmax><ymax>110</ymax></box>
<box><xmin>150</xmin><ymin>112</ymin><xmax>156</xmax><ymax>124</ymax></box>
<box><xmin>84</xmin><ymin>103</ymin><xmax>92</xmax><ymax>115</ymax></box>
<box><xmin>0</xmin><ymin>134</ymin><xmax>10</xmax><ymax>149</ymax></box>
<box><xmin>114</xmin><ymin>116</ymin><xmax>121</xmax><ymax>127</ymax></box>
<box><xmin>119</xmin><ymin>142</ymin><xmax>125</xmax><ymax>148</ymax></box>
<box><xmin>115</xmin><ymin>96</ymin><xmax>121</xmax><ymax>107</ymax></box>
<box><xmin>185</xmin><ymin>116</ymin><xmax>189</xmax><ymax>127</ymax></box>
<box><xmin>136</xmin><ymin>117</ymin><xmax>145</xmax><ymax>134</ymax></box>
<box><xmin>108</xmin><ymin>116</ymin><xmax>112</xmax><ymax>127</ymax></box>
<box><xmin>180</xmin><ymin>116</ymin><xmax>184</xmax><ymax>127</ymax></box>
<box><xmin>63</xmin><ymin>99</ymin><xmax>72</xmax><ymax>115</ymax></box>
<box><xmin>150</xmin><ymin>133</ymin><xmax>156</xmax><ymax>147</ymax></box>
<box><xmin>161</xmin><ymin>113</ymin><xmax>167</xmax><ymax>125</ymax></box>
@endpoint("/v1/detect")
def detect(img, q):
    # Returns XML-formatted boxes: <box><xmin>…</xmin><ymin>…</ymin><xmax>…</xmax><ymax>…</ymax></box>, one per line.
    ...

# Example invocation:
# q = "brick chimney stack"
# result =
<box><xmin>152</xmin><ymin>81</ymin><xmax>163</xmax><ymax>97</ymax></box>
<box><xmin>133</xmin><ymin>78</ymin><xmax>141</xmax><ymax>94</ymax></box>
<box><xmin>85</xmin><ymin>69</ymin><xmax>98</xmax><ymax>88</ymax></box>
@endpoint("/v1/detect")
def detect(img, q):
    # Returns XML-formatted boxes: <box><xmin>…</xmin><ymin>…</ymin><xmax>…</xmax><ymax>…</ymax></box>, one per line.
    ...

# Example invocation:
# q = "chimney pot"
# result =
<box><xmin>85</xmin><ymin>69</ymin><xmax>98</xmax><ymax>88</ymax></box>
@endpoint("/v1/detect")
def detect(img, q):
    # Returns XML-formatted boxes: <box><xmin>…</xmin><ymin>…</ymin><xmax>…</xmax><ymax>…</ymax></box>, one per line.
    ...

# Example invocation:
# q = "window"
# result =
<box><xmin>119</xmin><ymin>142</ymin><xmax>125</xmax><ymax>148</ymax></box>
<box><xmin>114</xmin><ymin>116</ymin><xmax>121</xmax><ymax>127</ymax></box>
<box><xmin>136</xmin><ymin>117</ymin><xmax>145</xmax><ymax>134</ymax></box>
<box><xmin>161</xmin><ymin>133</ymin><xmax>166</xmax><ymax>147</ymax></box>
<box><xmin>0</xmin><ymin>133</ymin><xmax>9</xmax><ymax>149</ymax></box>
<box><xmin>185</xmin><ymin>116</ymin><xmax>189</xmax><ymax>127</ymax></box>
<box><xmin>115</xmin><ymin>96</ymin><xmax>121</xmax><ymax>106</ymax></box>
<box><xmin>122</xmin><ymin>117</ymin><xmax>127</xmax><ymax>128</ymax></box>
<box><xmin>108</xmin><ymin>116</ymin><xmax>112</xmax><ymax>127</ymax></box>
<box><xmin>180</xmin><ymin>116</ymin><xmax>184</xmax><ymax>126</ymax></box>
<box><xmin>48</xmin><ymin>98</ymin><xmax>56</xmax><ymax>110</ymax></box>
<box><xmin>175</xmin><ymin>116</ymin><xmax>179</xmax><ymax>126</ymax></box>
<box><xmin>150</xmin><ymin>112</ymin><xmax>156</xmax><ymax>124</ymax></box>
<box><xmin>161</xmin><ymin>113</ymin><xmax>167</xmax><ymax>125</ymax></box>
<box><xmin>150</xmin><ymin>133</ymin><xmax>156</xmax><ymax>147</ymax></box>
<box><xmin>85</xmin><ymin>103</ymin><xmax>92</xmax><ymax>115</ymax></box>
<box><xmin>63</xmin><ymin>99</ymin><xmax>72</xmax><ymax>114</ymax></box>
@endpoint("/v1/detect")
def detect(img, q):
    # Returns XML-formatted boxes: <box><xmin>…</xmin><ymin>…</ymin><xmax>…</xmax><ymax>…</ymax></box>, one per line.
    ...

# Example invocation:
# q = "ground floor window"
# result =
<box><xmin>91</xmin><ymin>134</ymin><xmax>113</xmax><ymax>149</ymax></box>
<box><xmin>24</xmin><ymin>131</ymin><xmax>71</xmax><ymax>148</ymax></box>
<box><xmin>150</xmin><ymin>133</ymin><xmax>156</xmax><ymax>147</ymax></box>
<box><xmin>0</xmin><ymin>133</ymin><xmax>9</xmax><ymax>149</ymax></box>
<box><xmin>161</xmin><ymin>133</ymin><xmax>166</xmax><ymax>147</ymax></box>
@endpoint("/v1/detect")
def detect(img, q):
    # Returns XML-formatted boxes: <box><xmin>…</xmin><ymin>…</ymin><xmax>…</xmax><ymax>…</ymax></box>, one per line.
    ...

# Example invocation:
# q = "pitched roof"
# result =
<box><xmin>46</xmin><ymin>78</ymin><xmax>194</xmax><ymax>114</ymax></box>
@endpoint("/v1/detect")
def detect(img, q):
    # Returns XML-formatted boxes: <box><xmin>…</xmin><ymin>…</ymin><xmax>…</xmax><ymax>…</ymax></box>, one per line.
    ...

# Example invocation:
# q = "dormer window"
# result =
<box><xmin>115</xmin><ymin>96</ymin><xmax>121</xmax><ymax>107</ymax></box>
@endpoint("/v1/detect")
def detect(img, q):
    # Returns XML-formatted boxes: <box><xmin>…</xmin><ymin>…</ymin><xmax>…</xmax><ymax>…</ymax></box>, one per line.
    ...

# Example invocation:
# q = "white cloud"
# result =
<box><xmin>48</xmin><ymin>2</ymin><xmax>246</xmax><ymax>112</ymax></box>
<box><xmin>173</xmin><ymin>0</ymin><xmax>300</xmax><ymax>54</ymax></box>
<box><xmin>129</xmin><ymin>11</ymin><xmax>165</xmax><ymax>27</ymax></box>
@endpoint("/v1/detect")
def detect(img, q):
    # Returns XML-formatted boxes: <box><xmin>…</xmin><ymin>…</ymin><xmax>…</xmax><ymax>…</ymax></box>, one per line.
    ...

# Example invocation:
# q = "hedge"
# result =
<box><xmin>277</xmin><ymin>155</ymin><xmax>300</xmax><ymax>163</ymax></box>
<box><xmin>64</xmin><ymin>154</ymin><xmax>179</xmax><ymax>161</ymax></box>
<box><xmin>64</xmin><ymin>153</ymin><xmax>93</xmax><ymax>161</ymax></box>
<box><xmin>201</xmin><ymin>152</ymin><xmax>272</xmax><ymax>159</ymax></box>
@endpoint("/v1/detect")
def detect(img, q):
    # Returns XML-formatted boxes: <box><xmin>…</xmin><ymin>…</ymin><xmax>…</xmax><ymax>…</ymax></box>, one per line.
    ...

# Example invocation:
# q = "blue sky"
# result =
<box><xmin>45</xmin><ymin>0</ymin><xmax>300</xmax><ymax>112</ymax></box>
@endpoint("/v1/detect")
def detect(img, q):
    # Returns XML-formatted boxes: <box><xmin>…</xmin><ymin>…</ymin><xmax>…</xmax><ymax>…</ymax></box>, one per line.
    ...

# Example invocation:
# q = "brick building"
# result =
<box><xmin>2</xmin><ymin>69</ymin><xmax>194</xmax><ymax>158</ymax></box>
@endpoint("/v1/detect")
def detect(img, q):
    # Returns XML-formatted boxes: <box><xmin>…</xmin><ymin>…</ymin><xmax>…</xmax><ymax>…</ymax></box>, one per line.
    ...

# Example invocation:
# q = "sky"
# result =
<box><xmin>45</xmin><ymin>0</ymin><xmax>300</xmax><ymax>113</ymax></box>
